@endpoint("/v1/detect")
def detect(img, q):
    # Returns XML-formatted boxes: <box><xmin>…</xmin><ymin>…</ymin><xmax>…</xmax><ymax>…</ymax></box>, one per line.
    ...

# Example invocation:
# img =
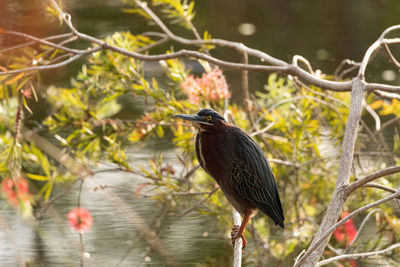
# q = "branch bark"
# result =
<box><xmin>345</xmin><ymin>165</ymin><xmax>400</xmax><ymax>195</ymax></box>
<box><xmin>295</xmin><ymin>76</ymin><xmax>365</xmax><ymax>267</ymax></box>
<box><xmin>295</xmin><ymin>189</ymin><xmax>400</xmax><ymax>266</ymax></box>
<box><xmin>316</xmin><ymin>243</ymin><xmax>400</xmax><ymax>266</ymax></box>
<box><xmin>294</xmin><ymin>24</ymin><xmax>400</xmax><ymax>267</ymax></box>
<box><xmin>233</xmin><ymin>209</ymin><xmax>243</xmax><ymax>267</ymax></box>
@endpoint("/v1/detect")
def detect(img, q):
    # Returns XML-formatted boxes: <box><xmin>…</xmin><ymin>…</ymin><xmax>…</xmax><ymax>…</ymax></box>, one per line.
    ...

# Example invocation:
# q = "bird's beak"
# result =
<box><xmin>173</xmin><ymin>114</ymin><xmax>212</xmax><ymax>125</ymax></box>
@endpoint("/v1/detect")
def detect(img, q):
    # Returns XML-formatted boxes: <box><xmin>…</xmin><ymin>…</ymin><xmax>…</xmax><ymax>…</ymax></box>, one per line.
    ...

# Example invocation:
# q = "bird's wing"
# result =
<box><xmin>228</xmin><ymin>128</ymin><xmax>284</xmax><ymax>227</ymax></box>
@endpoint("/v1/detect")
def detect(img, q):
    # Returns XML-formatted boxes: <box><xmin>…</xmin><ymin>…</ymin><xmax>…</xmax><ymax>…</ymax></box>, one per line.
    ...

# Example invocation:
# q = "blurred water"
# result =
<box><xmin>0</xmin><ymin>148</ymin><xmax>230</xmax><ymax>266</ymax></box>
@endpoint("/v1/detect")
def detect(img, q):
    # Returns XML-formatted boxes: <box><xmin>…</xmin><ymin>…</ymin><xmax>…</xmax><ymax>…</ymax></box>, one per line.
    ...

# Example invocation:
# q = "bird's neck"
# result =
<box><xmin>199</xmin><ymin>120</ymin><xmax>230</xmax><ymax>134</ymax></box>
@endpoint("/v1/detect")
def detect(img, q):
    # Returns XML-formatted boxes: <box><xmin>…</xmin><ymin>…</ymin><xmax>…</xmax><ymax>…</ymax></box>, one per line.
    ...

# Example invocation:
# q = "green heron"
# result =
<box><xmin>175</xmin><ymin>108</ymin><xmax>284</xmax><ymax>247</ymax></box>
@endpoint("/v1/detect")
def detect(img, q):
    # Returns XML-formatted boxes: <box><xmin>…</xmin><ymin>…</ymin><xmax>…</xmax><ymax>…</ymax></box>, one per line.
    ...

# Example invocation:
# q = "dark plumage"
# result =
<box><xmin>175</xmin><ymin>108</ymin><xmax>284</xmax><ymax>247</ymax></box>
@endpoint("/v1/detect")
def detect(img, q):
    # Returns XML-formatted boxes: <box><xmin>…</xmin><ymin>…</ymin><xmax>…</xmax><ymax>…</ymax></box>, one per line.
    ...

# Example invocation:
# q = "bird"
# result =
<box><xmin>174</xmin><ymin>108</ymin><xmax>284</xmax><ymax>248</ymax></box>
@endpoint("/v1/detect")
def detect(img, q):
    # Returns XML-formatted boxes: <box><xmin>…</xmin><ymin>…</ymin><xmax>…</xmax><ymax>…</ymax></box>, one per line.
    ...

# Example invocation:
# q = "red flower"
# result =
<box><xmin>1</xmin><ymin>177</ymin><xmax>32</xmax><ymax>207</ymax></box>
<box><xmin>67</xmin><ymin>208</ymin><xmax>93</xmax><ymax>232</ymax></box>
<box><xmin>333</xmin><ymin>212</ymin><xmax>358</xmax><ymax>246</ymax></box>
<box><xmin>333</xmin><ymin>227</ymin><xmax>345</xmax><ymax>243</ymax></box>
<box><xmin>333</xmin><ymin>212</ymin><xmax>358</xmax><ymax>267</ymax></box>
<box><xmin>342</xmin><ymin>212</ymin><xmax>357</xmax><ymax>245</ymax></box>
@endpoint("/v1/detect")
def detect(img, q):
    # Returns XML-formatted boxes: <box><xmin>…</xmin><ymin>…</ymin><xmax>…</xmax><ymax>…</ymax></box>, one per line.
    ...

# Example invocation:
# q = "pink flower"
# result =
<box><xmin>1</xmin><ymin>177</ymin><xmax>32</xmax><ymax>207</ymax></box>
<box><xmin>67</xmin><ymin>208</ymin><xmax>93</xmax><ymax>232</ymax></box>
<box><xmin>182</xmin><ymin>67</ymin><xmax>230</xmax><ymax>104</ymax></box>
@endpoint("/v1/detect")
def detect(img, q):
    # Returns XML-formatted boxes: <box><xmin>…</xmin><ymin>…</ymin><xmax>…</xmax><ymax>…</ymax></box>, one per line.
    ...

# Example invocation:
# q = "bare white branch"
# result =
<box><xmin>295</xmin><ymin>188</ymin><xmax>400</xmax><ymax>266</ymax></box>
<box><xmin>2</xmin><ymin>1</ymin><xmax>400</xmax><ymax>94</ymax></box>
<box><xmin>4</xmin><ymin>30</ymin><xmax>82</xmax><ymax>54</ymax></box>
<box><xmin>334</xmin><ymin>59</ymin><xmax>361</xmax><ymax>80</ymax></box>
<box><xmin>361</xmin><ymin>183</ymin><xmax>399</xmax><ymax>195</ymax></box>
<box><xmin>345</xmin><ymin>165</ymin><xmax>400</xmax><ymax>195</ymax></box>
<box><xmin>383</xmin><ymin>42</ymin><xmax>400</xmax><ymax>69</ymax></box>
<box><xmin>344</xmin><ymin>208</ymin><xmax>381</xmax><ymax>251</ymax></box>
<box><xmin>373</xmin><ymin>90</ymin><xmax>400</xmax><ymax>100</ymax></box>
<box><xmin>363</xmin><ymin>99</ymin><xmax>381</xmax><ymax>131</ymax></box>
<box><xmin>316</xmin><ymin>243</ymin><xmax>400</xmax><ymax>266</ymax></box>
<box><xmin>0</xmin><ymin>33</ymin><xmax>73</xmax><ymax>53</ymax></box>
<box><xmin>292</xmin><ymin>55</ymin><xmax>315</xmax><ymax>75</ymax></box>
<box><xmin>296</xmin><ymin>77</ymin><xmax>366</xmax><ymax>267</ymax></box>
<box><xmin>233</xmin><ymin>209</ymin><xmax>243</xmax><ymax>267</ymax></box>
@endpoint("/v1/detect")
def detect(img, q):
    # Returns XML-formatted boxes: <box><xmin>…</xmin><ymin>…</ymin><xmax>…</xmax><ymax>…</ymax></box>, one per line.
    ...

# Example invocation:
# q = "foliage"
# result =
<box><xmin>0</xmin><ymin>0</ymin><xmax>399</xmax><ymax>266</ymax></box>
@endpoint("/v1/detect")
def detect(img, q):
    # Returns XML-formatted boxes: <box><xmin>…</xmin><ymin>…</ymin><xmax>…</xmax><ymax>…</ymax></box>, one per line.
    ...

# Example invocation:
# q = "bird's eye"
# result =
<box><xmin>206</xmin><ymin>116</ymin><xmax>212</xmax><ymax>121</ymax></box>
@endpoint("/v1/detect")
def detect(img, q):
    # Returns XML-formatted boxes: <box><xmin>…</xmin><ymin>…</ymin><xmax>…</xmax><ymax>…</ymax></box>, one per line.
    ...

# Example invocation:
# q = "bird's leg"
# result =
<box><xmin>231</xmin><ymin>211</ymin><xmax>252</xmax><ymax>248</ymax></box>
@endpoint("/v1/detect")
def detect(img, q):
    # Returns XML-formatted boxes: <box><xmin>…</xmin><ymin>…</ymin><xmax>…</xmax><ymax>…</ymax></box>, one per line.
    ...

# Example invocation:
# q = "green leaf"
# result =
<box><xmin>27</xmin><ymin>173</ymin><xmax>49</xmax><ymax>181</ymax></box>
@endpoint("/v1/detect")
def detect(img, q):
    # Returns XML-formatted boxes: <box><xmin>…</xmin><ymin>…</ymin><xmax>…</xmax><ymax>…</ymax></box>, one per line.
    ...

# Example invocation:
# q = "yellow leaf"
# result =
<box><xmin>27</xmin><ymin>173</ymin><xmax>49</xmax><ymax>181</ymax></box>
<box><xmin>5</xmin><ymin>72</ymin><xmax>24</xmax><ymax>85</ymax></box>
<box><xmin>370</xmin><ymin>99</ymin><xmax>383</xmax><ymax>110</ymax></box>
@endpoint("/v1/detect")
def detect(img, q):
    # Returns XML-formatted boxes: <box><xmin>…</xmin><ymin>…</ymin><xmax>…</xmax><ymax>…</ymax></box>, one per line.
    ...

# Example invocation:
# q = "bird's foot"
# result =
<box><xmin>231</xmin><ymin>225</ymin><xmax>246</xmax><ymax>248</ymax></box>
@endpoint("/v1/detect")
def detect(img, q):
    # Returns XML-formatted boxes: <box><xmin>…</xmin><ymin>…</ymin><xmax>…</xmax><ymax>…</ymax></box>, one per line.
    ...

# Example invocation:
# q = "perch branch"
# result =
<box><xmin>233</xmin><ymin>209</ymin><xmax>243</xmax><ymax>267</ymax></box>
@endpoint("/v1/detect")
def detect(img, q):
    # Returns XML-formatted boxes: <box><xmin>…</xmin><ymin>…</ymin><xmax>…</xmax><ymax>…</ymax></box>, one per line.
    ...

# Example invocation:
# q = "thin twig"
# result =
<box><xmin>295</xmin><ymin>189</ymin><xmax>400</xmax><ymax>267</ymax></box>
<box><xmin>77</xmin><ymin>178</ymin><xmax>85</xmax><ymax>267</ymax></box>
<box><xmin>344</xmin><ymin>208</ymin><xmax>382</xmax><ymax>254</ymax></box>
<box><xmin>0</xmin><ymin>46</ymin><xmax>102</xmax><ymax>75</ymax></box>
<box><xmin>136</xmin><ymin>186</ymin><xmax>219</xmax><ymax>266</ymax></box>
<box><xmin>334</xmin><ymin>59</ymin><xmax>361</xmax><ymax>80</ymax></box>
<box><xmin>316</xmin><ymin>243</ymin><xmax>400</xmax><ymax>266</ymax></box>
<box><xmin>345</xmin><ymin>165</ymin><xmax>400</xmax><ymax>195</ymax></box>
<box><xmin>116</xmin><ymin>203</ymin><xmax>168</xmax><ymax>266</ymax></box>
<box><xmin>3</xmin><ymin>30</ymin><xmax>82</xmax><ymax>54</ymax></box>
<box><xmin>361</xmin><ymin>183</ymin><xmax>399</xmax><ymax>195</ymax></box>
<box><xmin>136</xmin><ymin>36</ymin><xmax>169</xmax><ymax>53</ymax></box>
<box><xmin>0</xmin><ymin>32</ymin><xmax>73</xmax><ymax>53</ymax></box>
<box><xmin>373</xmin><ymin>90</ymin><xmax>400</xmax><ymax>99</ymax></box>
<box><xmin>344</xmin><ymin>208</ymin><xmax>381</xmax><ymax>253</ymax></box>
<box><xmin>379</xmin><ymin>116</ymin><xmax>400</xmax><ymax>132</ymax></box>
<box><xmin>3</xmin><ymin>2</ymin><xmax>400</xmax><ymax>95</ymax></box>
<box><xmin>157</xmin><ymin>187</ymin><xmax>219</xmax><ymax>237</ymax></box>
<box><xmin>292</xmin><ymin>55</ymin><xmax>315</xmax><ymax>75</ymax></box>
<box><xmin>41</xmin><ymin>180</ymin><xmax>79</xmax><ymax>215</ymax></box>
<box><xmin>383</xmin><ymin>42</ymin><xmax>400</xmax><ymax>69</ymax></box>
<box><xmin>241</xmin><ymin>51</ymin><xmax>254</xmax><ymax>128</ymax></box>
<box><xmin>363</xmin><ymin>99</ymin><xmax>381</xmax><ymax>131</ymax></box>
<box><xmin>87</xmin><ymin>179</ymin><xmax>177</xmax><ymax>266</ymax></box>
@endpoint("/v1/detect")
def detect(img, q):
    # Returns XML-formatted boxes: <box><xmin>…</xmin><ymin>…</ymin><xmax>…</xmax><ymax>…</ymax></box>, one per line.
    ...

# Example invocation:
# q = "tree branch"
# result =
<box><xmin>344</xmin><ymin>208</ymin><xmax>381</xmax><ymax>252</ymax></box>
<box><xmin>297</xmin><ymin>76</ymin><xmax>365</xmax><ymax>267</ymax></box>
<box><xmin>3</xmin><ymin>2</ymin><xmax>400</xmax><ymax>94</ymax></box>
<box><xmin>295</xmin><ymin>188</ymin><xmax>400</xmax><ymax>267</ymax></box>
<box><xmin>316</xmin><ymin>243</ymin><xmax>400</xmax><ymax>266</ymax></box>
<box><xmin>383</xmin><ymin>42</ymin><xmax>400</xmax><ymax>69</ymax></box>
<box><xmin>345</xmin><ymin>165</ymin><xmax>400</xmax><ymax>195</ymax></box>
<box><xmin>361</xmin><ymin>183</ymin><xmax>400</xmax><ymax>195</ymax></box>
<box><xmin>0</xmin><ymin>32</ymin><xmax>73</xmax><ymax>53</ymax></box>
<box><xmin>3</xmin><ymin>30</ymin><xmax>82</xmax><ymax>54</ymax></box>
<box><xmin>233</xmin><ymin>209</ymin><xmax>243</xmax><ymax>267</ymax></box>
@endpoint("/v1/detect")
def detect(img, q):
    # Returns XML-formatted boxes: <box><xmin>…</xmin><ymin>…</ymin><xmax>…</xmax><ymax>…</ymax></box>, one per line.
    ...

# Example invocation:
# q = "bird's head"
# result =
<box><xmin>174</xmin><ymin>109</ymin><xmax>228</xmax><ymax>132</ymax></box>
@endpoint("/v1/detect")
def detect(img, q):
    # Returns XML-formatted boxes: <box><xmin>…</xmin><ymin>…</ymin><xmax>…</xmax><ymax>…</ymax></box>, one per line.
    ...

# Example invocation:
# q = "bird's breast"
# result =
<box><xmin>196</xmin><ymin>131</ymin><xmax>233</xmax><ymax>184</ymax></box>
